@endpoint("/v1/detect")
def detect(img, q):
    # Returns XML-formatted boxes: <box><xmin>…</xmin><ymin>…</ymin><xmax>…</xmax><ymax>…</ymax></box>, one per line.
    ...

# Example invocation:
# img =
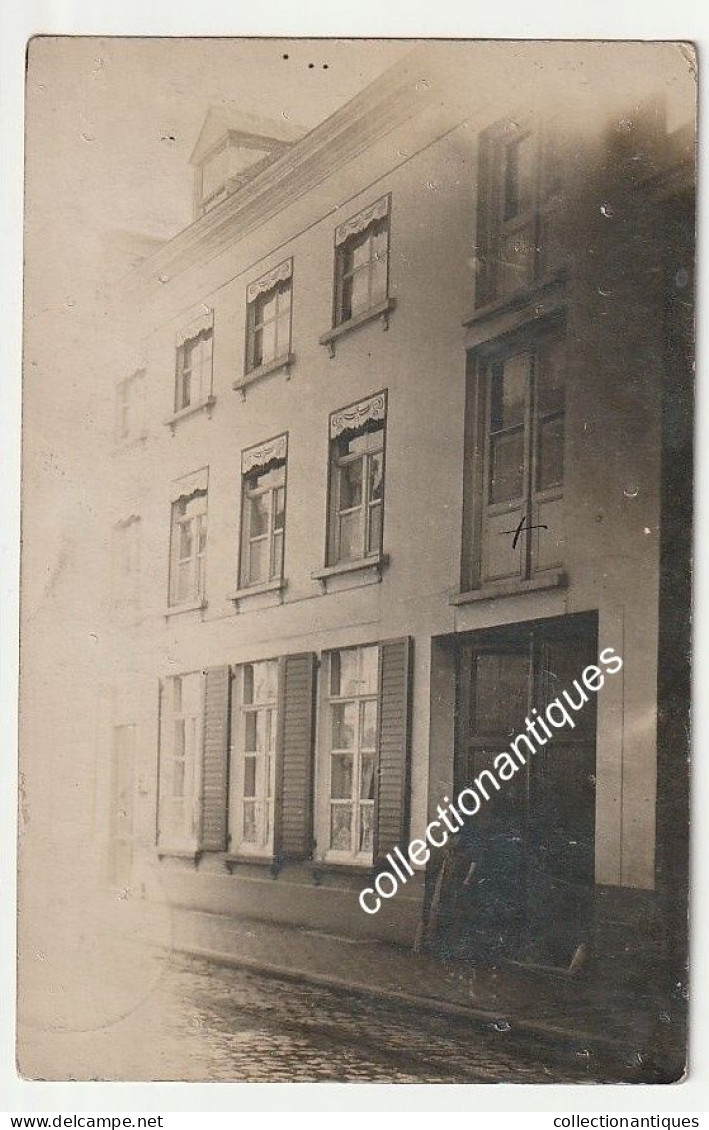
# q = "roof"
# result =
<box><xmin>189</xmin><ymin>103</ymin><xmax>309</xmax><ymax>165</ymax></box>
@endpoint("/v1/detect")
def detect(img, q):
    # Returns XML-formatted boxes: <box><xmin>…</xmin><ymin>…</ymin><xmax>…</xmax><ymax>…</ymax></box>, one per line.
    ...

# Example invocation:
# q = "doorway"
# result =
<box><xmin>453</xmin><ymin>613</ymin><xmax>597</xmax><ymax>968</ymax></box>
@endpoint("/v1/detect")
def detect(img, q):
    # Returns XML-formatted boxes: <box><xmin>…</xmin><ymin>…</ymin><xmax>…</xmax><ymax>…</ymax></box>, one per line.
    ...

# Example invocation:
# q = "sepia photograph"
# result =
<box><xmin>17</xmin><ymin>36</ymin><xmax>695</xmax><ymax>1086</ymax></box>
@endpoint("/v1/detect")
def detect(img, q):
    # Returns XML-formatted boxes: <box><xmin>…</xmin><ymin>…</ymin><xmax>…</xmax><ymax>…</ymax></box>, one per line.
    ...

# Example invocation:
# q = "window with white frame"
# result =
<box><xmin>239</xmin><ymin>435</ymin><xmax>287</xmax><ymax>589</ymax></box>
<box><xmin>465</xmin><ymin>323</ymin><xmax>566</xmax><ymax>587</ymax></box>
<box><xmin>174</xmin><ymin>314</ymin><xmax>214</xmax><ymax>413</ymax></box>
<box><xmin>115</xmin><ymin>370</ymin><xmax>145</xmax><ymax>444</ymax></box>
<box><xmin>325</xmin><ymin>645</ymin><xmax>379</xmax><ymax>861</ymax></box>
<box><xmin>159</xmin><ymin>672</ymin><xmax>203</xmax><ymax>848</ymax></box>
<box><xmin>229</xmin><ymin>660</ymin><xmax>279</xmax><ymax>856</ymax></box>
<box><xmin>328</xmin><ymin>392</ymin><xmax>387</xmax><ymax>566</ymax></box>
<box><xmin>245</xmin><ymin>260</ymin><xmax>293</xmax><ymax>374</ymax></box>
<box><xmin>169</xmin><ymin>471</ymin><xmax>208</xmax><ymax>607</ymax></box>
<box><xmin>334</xmin><ymin>196</ymin><xmax>390</xmax><ymax>326</ymax></box>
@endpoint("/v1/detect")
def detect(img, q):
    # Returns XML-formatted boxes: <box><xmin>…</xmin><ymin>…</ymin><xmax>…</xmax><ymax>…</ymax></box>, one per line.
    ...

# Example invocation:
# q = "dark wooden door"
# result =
<box><xmin>455</xmin><ymin>615</ymin><xmax>597</xmax><ymax>967</ymax></box>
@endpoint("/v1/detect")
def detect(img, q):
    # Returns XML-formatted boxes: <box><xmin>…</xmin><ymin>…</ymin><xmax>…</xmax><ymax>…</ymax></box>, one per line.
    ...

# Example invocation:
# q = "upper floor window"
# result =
<box><xmin>115</xmin><ymin>370</ymin><xmax>145</xmax><ymax>445</ymax></box>
<box><xmin>476</xmin><ymin>118</ymin><xmax>565</xmax><ymax>307</ymax></box>
<box><xmin>463</xmin><ymin>323</ymin><xmax>566</xmax><ymax>588</ymax></box>
<box><xmin>229</xmin><ymin>660</ymin><xmax>279</xmax><ymax>856</ymax></box>
<box><xmin>169</xmin><ymin>469</ymin><xmax>208</xmax><ymax>608</ymax></box>
<box><xmin>158</xmin><ymin>671</ymin><xmax>204</xmax><ymax>850</ymax></box>
<box><xmin>245</xmin><ymin>259</ymin><xmax>293</xmax><ymax>374</ymax></box>
<box><xmin>239</xmin><ymin>435</ymin><xmax>287</xmax><ymax>589</ymax></box>
<box><xmin>174</xmin><ymin>312</ymin><xmax>214</xmax><ymax>414</ymax></box>
<box><xmin>327</xmin><ymin>392</ymin><xmax>387</xmax><ymax>566</ymax></box>
<box><xmin>112</xmin><ymin>515</ymin><xmax>141</xmax><ymax>618</ymax></box>
<box><xmin>334</xmin><ymin>196</ymin><xmax>390</xmax><ymax>326</ymax></box>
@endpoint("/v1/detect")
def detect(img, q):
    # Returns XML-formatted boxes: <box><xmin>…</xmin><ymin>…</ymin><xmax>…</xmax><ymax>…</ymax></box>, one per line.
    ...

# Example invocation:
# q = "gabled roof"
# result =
<box><xmin>190</xmin><ymin>103</ymin><xmax>308</xmax><ymax>165</ymax></box>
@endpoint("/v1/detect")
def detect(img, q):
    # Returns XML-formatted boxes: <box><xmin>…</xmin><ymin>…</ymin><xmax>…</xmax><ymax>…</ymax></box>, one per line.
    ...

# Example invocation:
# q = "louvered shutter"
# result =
<box><xmin>200</xmin><ymin>665</ymin><xmax>231</xmax><ymax>851</ymax></box>
<box><xmin>373</xmin><ymin>637</ymin><xmax>413</xmax><ymax>867</ymax></box>
<box><xmin>274</xmin><ymin>652</ymin><xmax>317</xmax><ymax>861</ymax></box>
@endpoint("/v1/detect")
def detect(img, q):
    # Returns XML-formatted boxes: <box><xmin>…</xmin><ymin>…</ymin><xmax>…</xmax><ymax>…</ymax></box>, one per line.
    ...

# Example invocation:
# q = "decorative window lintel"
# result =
<box><xmin>330</xmin><ymin>391</ymin><xmax>387</xmax><ymax>441</ymax></box>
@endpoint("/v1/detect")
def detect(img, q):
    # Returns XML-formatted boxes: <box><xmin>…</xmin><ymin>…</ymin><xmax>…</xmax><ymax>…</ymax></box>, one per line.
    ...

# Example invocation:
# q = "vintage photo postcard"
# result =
<box><xmin>18</xmin><ymin>37</ymin><xmax>695</xmax><ymax>1084</ymax></box>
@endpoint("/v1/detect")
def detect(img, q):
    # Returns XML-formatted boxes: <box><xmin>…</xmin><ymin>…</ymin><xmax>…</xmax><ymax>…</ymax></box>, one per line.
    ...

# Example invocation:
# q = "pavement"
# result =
<box><xmin>17</xmin><ymin>877</ymin><xmax>683</xmax><ymax>1082</ymax></box>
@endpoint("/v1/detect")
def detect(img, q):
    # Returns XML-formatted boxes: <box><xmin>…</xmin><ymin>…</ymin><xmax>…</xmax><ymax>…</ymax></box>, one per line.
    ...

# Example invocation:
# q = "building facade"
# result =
<box><xmin>98</xmin><ymin>45</ymin><xmax>694</xmax><ymax>991</ymax></box>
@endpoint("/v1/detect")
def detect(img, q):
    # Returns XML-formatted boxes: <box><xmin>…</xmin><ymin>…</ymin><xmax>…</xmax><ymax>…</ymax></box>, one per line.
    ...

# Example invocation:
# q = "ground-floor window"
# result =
<box><xmin>158</xmin><ymin>672</ymin><xmax>204</xmax><ymax>850</ymax></box>
<box><xmin>229</xmin><ymin>659</ymin><xmax>279</xmax><ymax>856</ymax></box>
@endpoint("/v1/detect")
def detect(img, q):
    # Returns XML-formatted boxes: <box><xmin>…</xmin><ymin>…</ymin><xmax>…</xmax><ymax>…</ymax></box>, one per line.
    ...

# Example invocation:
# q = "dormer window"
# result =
<box><xmin>190</xmin><ymin>106</ymin><xmax>306</xmax><ymax>220</ymax></box>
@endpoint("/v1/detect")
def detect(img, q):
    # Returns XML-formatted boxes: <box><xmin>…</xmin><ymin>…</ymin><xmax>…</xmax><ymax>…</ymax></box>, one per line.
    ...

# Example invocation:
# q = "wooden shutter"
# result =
<box><xmin>200</xmin><ymin>665</ymin><xmax>231</xmax><ymax>851</ymax></box>
<box><xmin>274</xmin><ymin>652</ymin><xmax>317</xmax><ymax>862</ymax></box>
<box><xmin>155</xmin><ymin>679</ymin><xmax>164</xmax><ymax>847</ymax></box>
<box><xmin>373</xmin><ymin>637</ymin><xmax>413</xmax><ymax>867</ymax></box>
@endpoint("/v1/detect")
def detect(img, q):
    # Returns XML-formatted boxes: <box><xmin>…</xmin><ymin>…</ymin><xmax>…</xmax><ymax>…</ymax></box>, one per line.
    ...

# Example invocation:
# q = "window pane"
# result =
<box><xmin>249</xmin><ymin>538</ymin><xmax>268</xmax><ymax>584</ymax></box>
<box><xmin>367</xmin><ymin>502</ymin><xmax>382</xmax><ymax>555</ymax></box>
<box><xmin>184</xmin><ymin>491</ymin><xmax>206</xmax><ymax>519</ymax></box>
<box><xmin>490</xmin><ymin>429</ymin><xmax>524</xmax><ymax>503</ymax></box>
<box><xmin>276</xmin><ymin>311</ymin><xmax>290</xmax><ymax>356</ymax></box>
<box><xmin>244</xmin><ymin>756</ymin><xmax>257</xmax><ymax>798</ymax></box>
<box><xmin>331</xmin><ymin>649</ymin><xmax>358</xmax><ymax>697</ymax></box>
<box><xmin>537</xmin><ymin>338</ymin><xmax>566</xmax><ymax>416</ymax></box>
<box><xmin>330</xmin><ymin>804</ymin><xmax>352</xmax><ymax>852</ymax></box>
<box><xmin>273</xmin><ymin>487</ymin><xmax>285</xmax><ymax>531</ymax></box>
<box><xmin>361</xmin><ymin>700</ymin><xmax>378</xmax><ymax>750</ymax></box>
<box><xmin>369</xmin><ymin>451</ymin><xmax>384</xmax><ymax>502</ymax></box>
<box><xmin>181</xmin><ymin>672</ymin><xmax>202</xmax><ymax>714</ymax></box>
<box><xmin>350</xmin><ymin>234</ymin><xmax>371</xmax><ymax>270</ymax></box>
<box><xmin>473</xmin><ymin>652</ymin><xmax>529</xmax><ymax>735</ymax></box>
<box><xmin>349</xmin><ymin>268</ymin><xmax>370</xmax><ymax>317</ymax></box>
<box><xmin>174</xmin><ymin>719</ymin><xmax>185</xmax><ymax>759</ymax></box>
<box><xmin>256</xmin><ymin>290</ymin><xmax>278</xmax><ymax>325</ymax></box>
<box><xmin>244</xmin><ymin>712</ymin><xmax>258</xmax><ymax>752</ymax></box>
<box><xmin>360</xmin><ymin>646</ymin><xmax>380</xmax><ymax>695</ymax></box>
<box><xmin>338</xmin><ymin>509</ymin><xmax>362</xmax><ymax>560</ymax></box>
<box><xmin>272</xmin><ymin>530</ymin><xmax>284</xmax><ymax>578</ymax></box>
<box><xmin>178</xmin><ymin>521</ymin><xmax>194</xmax><ymax>560</ymax></box>
<box><xmin>259</xmin><ymin>319</ymin><xmax>277</xmax><ymax>365</ymax></box>
<box><xmin>243</xmin><ymin>801</ymin><xmax>257</xmax><ymax>843</ymax></box>
<box><xmin>250</xmin><ymin>494</ymin><xmax>270</xmax><ymax>538</ymax></box>
<box><xmin>360</xmin><ymin>754</ymin><xmax>375</xmax><ymax>799</ymax></box>
<box><xmin>490</xmin><ymin>354</ymin><xmax>528</xmax><ymax>431</ymax></box>
<box><xmin>537</xmin><ymin>415</ymin><xmax>564</xmax><ymax>491</ymax></box>
<box><xmin>370</xmin><ymin>257</ymin><xmax>387</xmax><ymax>305</ymax></box>
<box><xmin>330</xmin><ymin>753</ymin><xmax>354</xmax><ymax>799</ymax></box>
<box><xmin>179</xmin><ymin>367</ymin><xmax>191</xmax><ymax>409</ymax></box>
<box><xmin>498</xmin><ymin>226</ymin><xmax>535</xmax><ymax>293</ymax></box>
<box><xmin>253</xmin><ymin>660</ymin><xmax>278</xmax><ymax>703</ymax></box>
<box><xmin>372</xmin><ymin>223</ymin><xmax>388</xmax><ymax>259</ymax></box>
<box><xmin>359</xmin><ymin>804</ymin><xmax>373</xmax><ymax>853</ymax></box>
<box><xmin>504</xmin><ymin>133</ymin><xmax>535</xmax><ymax>219</ymax></box>
<box><xmin>172</xmin><ymin>758</ymin><xmax>185</xmax><ymax>799</ymax></box>
<box><xmin>177</xmin><ymin>560</ymin><xmax>193</xmax><ymax>602</ymax></box>
<box><xmin>331</xmin><ymin>702</ymin><xmax>356</xmax><ymax>749</ymax></box>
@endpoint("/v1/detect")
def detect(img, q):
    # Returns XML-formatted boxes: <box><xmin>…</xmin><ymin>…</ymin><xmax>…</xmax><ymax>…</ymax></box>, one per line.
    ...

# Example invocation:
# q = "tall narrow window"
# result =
<box><xmin>239</xmin><ymin>434</ymin><xmax>287</xmax><ymax>589</ymax></box>
<box><xmin>466</xmin><ymin>326</ymin><xmax>566</xmax><ymax>587</ymax></box>
<box><xmin>328</xmin><ymin>392</ymin><xmax>387</xmax><ymax>566</ymax></box>
<box><xmin>115</xmin><ymin>370</ymin><xmax>145</xmax><ymax>444</ymax></box>
<box><xmin>334</xmin><ymin>197</ymin><xmax>390</xmax><ymax>325</ymax></box>
<box><xmin>245</xmin><ymin>259</ymin><xmax>293</xmax><ymax>374</ymax></box>
<box><xmin>326</xmin><ymin>645</ymin><xmax>379</xmax><ymax>861</ymax></box>
<box><xmin>476</xmin><ymin>119</ymin><xmax>566</xmax><ymax>307</ymax></box>
<box><xmin>169</xmin><ymin>469</ymin><xmax>208</xmax><ymax>607</ymax></box>
<box><xmin>175</xmin><ymin>314</ymin><xmax>214</xmax><ymax>413</ymax></box>
<box><xmin>158</xmin><ymin>672</ymin><xmax>203</xmax><ymax>849</ymax></box>
<box><xmin>112</xmin><ymin>516</ymin><xmax>141</xmax><ymax>620</ymax></box>
<box><xmin>229</xmin><ymin>660</ymin><xmax>279</xmax><ymax>856</ymax></box>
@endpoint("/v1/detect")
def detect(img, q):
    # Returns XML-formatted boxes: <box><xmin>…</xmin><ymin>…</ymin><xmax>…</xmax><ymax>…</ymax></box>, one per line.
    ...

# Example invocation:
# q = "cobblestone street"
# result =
<box><xmin>20</xmin><ymin>944</ymin><xmax>616</xmax><ymax>1083</ymax></box>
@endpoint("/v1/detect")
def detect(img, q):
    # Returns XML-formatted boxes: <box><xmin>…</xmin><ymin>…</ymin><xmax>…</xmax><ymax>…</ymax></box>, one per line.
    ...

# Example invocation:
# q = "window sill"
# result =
<box><xmin>112</xmin><ymin>431</ymin><xmax>148</xmax><ymax>455</ymax></box>
<box><xmin>157</xmin><ymin>845</ymin><xmax>201</xmax><ymax>863</ymax></box>
<box><xmin>163</xmin><ymin>396</ymin><xmax>216</xmax><ymax>433</ymax></box>
<box><xmin>319</xmin><ymin>298</ymin><xmax>396</xmax><ymax>357</ymax></box>
<box><xmin>312</xmin><ymin>553</ymin><xmax>389</xmax><ymax>588</ymax></box>
<box><xmin>227</xmin><ymin>578</ymin><xmax>287</xmax><ymax>607</ymax></box>
<box><xmin>233</xmin><ymin>353</ymin><xmax>295</xmax><ymax>398</ymax></box>
<box><xmin>450</xmin><ymin>569</ymin><xmax>567</xmax><ymax>606</ymax></box>
<box><xmin>225</xmin><ymin>853</ymin><xmax>278</xmax><ymax>871</ymax></box>
<box><xmin>464</xmin><ymin>267</ymin><xmax>569</xmax><ymax>328</ymax></box>
<box><xmin>310</xmin><ymin>860</ymin><xmax>374</xmax><ymax>881</ymax></box>
<box><xmin>164</xmin><ymin>597</ymin><xmax>207</xmax><ymax>618</ymax></box>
